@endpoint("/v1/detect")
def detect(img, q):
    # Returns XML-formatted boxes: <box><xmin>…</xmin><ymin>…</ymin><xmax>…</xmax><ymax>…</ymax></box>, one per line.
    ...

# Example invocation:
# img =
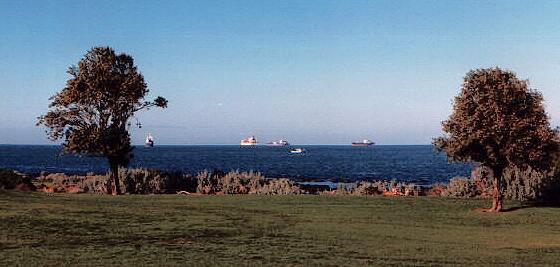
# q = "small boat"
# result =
<box><xmin>289</xmin><ymin>148</ymin><xmax>306</xmax><ymax>154</ymax></box>
<box><xmin>352</xmin><ymin>139</ymin><xmax>375</xmax><ymax>147</ymax></box>
<box><xmin>145</xmin><ymin>133</ymin><xmax>154</xmax><ymax>147</ymax></box>
<box><xmin>266</xmin><ymin>139</ymin><xmax>290</xmax><ymax>146</ymax></box>
<box><xmin>240</xmin><ymin>136</ymin><xmax>258</xmax><ymax>146</ymax></box>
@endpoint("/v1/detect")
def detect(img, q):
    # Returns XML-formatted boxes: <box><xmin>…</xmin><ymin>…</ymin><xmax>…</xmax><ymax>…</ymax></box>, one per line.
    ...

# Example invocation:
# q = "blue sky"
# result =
<box><xmin>2</xmin><ymin>0</ymin><xmax>560</xmax><ymax>145</ymax></box>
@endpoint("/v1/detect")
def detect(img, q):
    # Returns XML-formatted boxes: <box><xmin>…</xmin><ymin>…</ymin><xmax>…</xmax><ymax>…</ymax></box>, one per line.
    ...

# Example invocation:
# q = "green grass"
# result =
<box><xmin>1</xmin><ymin>191</ymin><xmax>560</xmax><ymax>266</ymax></box>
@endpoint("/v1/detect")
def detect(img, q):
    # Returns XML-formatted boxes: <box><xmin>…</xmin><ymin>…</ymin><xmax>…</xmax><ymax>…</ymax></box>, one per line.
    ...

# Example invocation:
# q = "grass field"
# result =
<box><xmin>1</xmin><ymin>191</ymin><xmax>560</xmax><ymax>266</ymax></box>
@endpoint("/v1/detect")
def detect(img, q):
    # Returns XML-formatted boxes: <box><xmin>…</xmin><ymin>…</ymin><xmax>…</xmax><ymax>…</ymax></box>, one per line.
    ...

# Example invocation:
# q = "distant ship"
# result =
<box><xmin>289</xmin><ymin>148</ymin><xmax>306</xmax><ymax>154</ymax></box>
<box><xmin>240</xmin><ymin>136</ymin><xmax>258</xmax><ymax>146</ymax></box>
<box><xmin>145</xmin><ymin>133</ymin><xmax>154</xmax><ymax>147</ymax></box>
<box><xmin>352</xmin><ymin>139</ymin><xmax>375</xmax><ymax>147</ymax></box>
<box><xmin>266</xmin><ymin>139</ymin><xmax>290</xmax><ymax>146</ymax></box>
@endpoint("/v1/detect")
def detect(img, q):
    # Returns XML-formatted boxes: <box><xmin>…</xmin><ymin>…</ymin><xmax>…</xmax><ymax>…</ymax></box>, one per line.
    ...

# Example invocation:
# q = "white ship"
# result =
<box><xmin>352</xmin><ymin>139</ymin><xmax>375</xmax><ymax>147</ymax></box>
<box><xmin>145</xmin><ymin>133</ymin><xmax>154</xmax><ymax>147</ymax></box>
<box><xmin>266</xmin><ymin>139</ymin><xmax>290</xmax><ymax>146</ymax></box>
<box><xmin>289</xmin><ymin>148</ymin><xmax>306</xmax><ymax>154</ymax></box>
<box><xmin>240</xmin><ymin>136</ymin><xmax>258</xmax><ymax>146</ymax></box>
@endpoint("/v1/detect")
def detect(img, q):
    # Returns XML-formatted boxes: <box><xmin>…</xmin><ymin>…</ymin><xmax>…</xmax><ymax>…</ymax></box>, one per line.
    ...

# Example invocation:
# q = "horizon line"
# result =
<box><xmin>0</xmin><ymin>143</ymin><xmax>434</xmax><ymax>146</ymax></box>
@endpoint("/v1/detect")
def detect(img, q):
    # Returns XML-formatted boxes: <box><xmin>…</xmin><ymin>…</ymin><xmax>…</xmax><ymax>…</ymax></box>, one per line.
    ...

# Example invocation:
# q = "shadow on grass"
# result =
<box><xmin>502</xmin><ymin>202</ymin><xmax>560</xmax><ymax>212</ymax></box>
<box><xmin>472</xmin><ymin>203</ymin><xmax>557</xmax><ymax>213</ymax></box>
<box><xmin>501</xmin><ymin>206</ymin><xmax>530</xmax><ymax>212</ymax></box>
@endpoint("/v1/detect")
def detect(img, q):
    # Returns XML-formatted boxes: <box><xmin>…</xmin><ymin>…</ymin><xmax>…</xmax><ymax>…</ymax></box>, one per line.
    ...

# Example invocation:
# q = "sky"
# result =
<box><xmin>2</xmin><ymin>0</ymin><xmax>560</xmax><ymax>145</ymax></box>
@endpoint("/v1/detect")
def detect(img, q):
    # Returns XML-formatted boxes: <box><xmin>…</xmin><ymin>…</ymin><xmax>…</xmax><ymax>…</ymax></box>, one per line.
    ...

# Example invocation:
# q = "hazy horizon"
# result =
<box><xmin>2</xmin><ymin>1</ymin><xmax>560</xmax><ymax>145</ymax></box>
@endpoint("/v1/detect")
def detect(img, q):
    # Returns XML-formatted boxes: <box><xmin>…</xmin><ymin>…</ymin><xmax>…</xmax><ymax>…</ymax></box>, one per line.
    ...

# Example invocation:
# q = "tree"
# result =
<box><xmin>38</xmin><ymin>46</ymin><xmax>168</xmax><ymax>195</ymax></box>
<box><xmin>434</xmin><ymin>67</ymin><xmax>559</xmax><ymax>212</ymax></box>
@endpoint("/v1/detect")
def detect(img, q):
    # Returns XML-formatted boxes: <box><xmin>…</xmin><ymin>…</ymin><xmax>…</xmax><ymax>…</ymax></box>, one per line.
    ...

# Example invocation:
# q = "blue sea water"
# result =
<box><xmin>0</xmin><ymin>145</ymin><xmax>471</xmax><ymax>184</ymax></box>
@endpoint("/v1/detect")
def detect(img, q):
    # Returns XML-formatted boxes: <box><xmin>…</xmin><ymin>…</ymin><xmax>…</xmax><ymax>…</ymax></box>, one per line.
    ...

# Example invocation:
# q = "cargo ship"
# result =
<box><xmin>240</xmin><ymin>136</ymin><xmax>258</xmax><ymax>146</ymax></box>
<box><xmin>266</xmin><ymin>139</ymin><xmax>290</xmax><ymax>146</ymax></box>
<box><xmin>352</xmin><ymin>139</ymin><xmax>374</xmax><ymax>147</ymax></box>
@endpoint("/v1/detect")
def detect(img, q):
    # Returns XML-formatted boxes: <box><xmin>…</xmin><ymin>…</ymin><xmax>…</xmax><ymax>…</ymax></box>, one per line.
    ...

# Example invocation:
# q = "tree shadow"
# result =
<box><xmin>473</xmin><ymin>203</ymin><xmax>559</xmax><ymax>213</ymax></box>
<box><xmin>501</xmin><ymin>206</ymin><xmax>529</xmax><ymax>212</ymax></box>
<box><xmin>502</xmin><ymin>202</ymin><xmax>560</xmax><ymax>212</ymax></box>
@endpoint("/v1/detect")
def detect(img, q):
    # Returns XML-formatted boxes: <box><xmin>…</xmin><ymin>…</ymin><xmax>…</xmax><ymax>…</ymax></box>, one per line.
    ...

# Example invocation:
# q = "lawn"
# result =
<box><xmin>1</xmin><ymin>191</ymin><xmax>560</xmax><ymax>266</ymax></box>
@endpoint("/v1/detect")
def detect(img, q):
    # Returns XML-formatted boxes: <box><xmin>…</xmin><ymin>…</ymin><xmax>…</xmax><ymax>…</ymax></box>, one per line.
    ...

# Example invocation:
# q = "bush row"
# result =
<box><xmin>331</xmin><ymin>180</ymin><xmax>421</xmax><ymax>196</ymax></box>
<box><xmin>443</xmin><ymin>166</ymin><xmax>560</xmax><ymax>204</ymax></box>
<box><xmin>4</xmin><ymin>165</ymin><xmax>559</xmax><ymax>203</ymax></box>
<box><xmin>195</xmin><ymin>170</ymin><xmax>302</xmax><ymax>195</ymax></box>
<box><xmin>32</xmin><ymin>168</ymin><xmax>302</xmax><ymax>195</ymax></box>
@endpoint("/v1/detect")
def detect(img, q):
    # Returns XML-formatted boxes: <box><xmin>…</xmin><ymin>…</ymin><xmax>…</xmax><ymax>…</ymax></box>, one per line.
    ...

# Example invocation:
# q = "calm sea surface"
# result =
<box><xmin>0</xmin><ymin>145</ymin><xmax>471</xmax><ymax>184</ymax></box>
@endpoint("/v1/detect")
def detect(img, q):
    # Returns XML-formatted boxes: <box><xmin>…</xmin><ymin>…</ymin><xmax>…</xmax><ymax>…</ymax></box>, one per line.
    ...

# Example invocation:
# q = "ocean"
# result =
<box><xmin>0</xmin><ymin>145</ymin><xmax>471</xmax><ymax>185</ymax></box>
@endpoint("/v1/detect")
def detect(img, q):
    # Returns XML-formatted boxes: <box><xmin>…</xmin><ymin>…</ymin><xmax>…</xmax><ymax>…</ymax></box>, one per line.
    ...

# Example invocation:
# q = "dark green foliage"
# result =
<box><xmin>537</xmin><ymin>175</ymin><xmax>560</xmax><ymax>205</ymax></box>
<box><xmin>37</xmin><ymin>47</ymin><xmax>168</xmax><ymax>195</ymax></box>
<box><xmin>0</xmin><ymin>168</ymin><xmax>32</xmax><ymax>190</ymax></box>
<box><xmin>120</xmin><ymin>168</ymin><xmax>197</xmax><ymax>194</ymax></box>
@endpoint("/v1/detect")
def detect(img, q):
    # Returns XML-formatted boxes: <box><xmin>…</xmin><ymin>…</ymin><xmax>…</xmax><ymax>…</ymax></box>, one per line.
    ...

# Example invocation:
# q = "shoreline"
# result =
<box><xmin>2</xmin><ymin>167</ymin><xmax>448</xmax><ymax>197</ymax></box>
<box><xmin>14</xmin><ymin>169</ymin><xmax>443</xmax><ymax>187</ymax></box>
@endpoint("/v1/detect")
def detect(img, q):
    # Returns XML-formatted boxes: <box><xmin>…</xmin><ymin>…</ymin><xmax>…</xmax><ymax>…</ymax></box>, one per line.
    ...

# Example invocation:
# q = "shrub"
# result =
<box><xmin>538</xmin><ymin>173</ymin><xmax>560</xmax><ymax>205</ymax></box>
<box><xmin>196</xmin><ymin>169</ymin><xmax>225</xmax><ymax>194</ymax></box>
<box><xmin>119</xmin><ymin>168</ymin><xmax>195</xmax><ymax>194</ymax></box>
<box><xmin>403</xmin><ymin>183</ymin><xmax>421</xmax><ymax>196</ymax></box>
<box><xmin>427</xmin><ymin>183</ymin><xmax>447</xmax><ymax>196</ymax></box>
<box><xmin>34</xmin><ymin>168</ymin><xmax>196</xmax><ymax>194</ymax></box>
<box><xmin>354</xmin><ymin>181</ymin><xmax>382</xmax><ymax>195</ymax></box>
<box><xmin>333</xmin><ymin>180</ymin><xmax>419</xmax><ymax>196</ymax></box>
<box><xmin>222</xmin><ymin>170</ymin><xmax>264</xmax><ymax>194</ymax></box>
<box><xmin>472</xmin><ymin>165</ymin><xmax>555</xmax><ymax>202</ymax></box>
<box><xmin>334</xmin><ymin>183</ymin><xmax>354</xmax><ymax>195</ymax></box>
<box><xmin>120</xmin><ymin>168</ymin><xmax>164</xmax><ymax>194</ymax></box>
<box><xmin>195</xmin><ymin>170</ymin><xmax>301</xmax><ymax>195</ymax></box>
<box><xmin>35</xmin><ymin>172</ymin><xmax>109</xmax><ymax>194</ymax></box>
<box><xmin>445</xmin><ymin>176</ymin><xmax>478</xmax><ymax>198</ymax></box>
<box><xmin>0</xmin><ymin>168</ymin><xmax>33</xmax><ymax>190</ymax></box>
<box><xmin>259</xmin><ymin>178</ymin><xmax>302</xmax><ymax>195</ymax></box>
<box><xmin>471</xmin><ymin>167</ymin><xmax>492</xmax><ymax>198</ymax></box>
<box><xmin>501</xmin><ymin>166</ymin><xmax>546</xmax><ymax>202</ymax></box>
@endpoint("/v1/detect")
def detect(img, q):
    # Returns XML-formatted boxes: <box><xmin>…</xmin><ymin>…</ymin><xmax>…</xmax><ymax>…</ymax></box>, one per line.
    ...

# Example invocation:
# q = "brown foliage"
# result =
<box><xmin>37</xmin><ymin>47</ymin><xmax>167</xmax><ymax>195</ymax></box>
<box><xmin>434</xmin><ymin>67</ymin><xmax>559</xmax><ymax>211</ymax></box>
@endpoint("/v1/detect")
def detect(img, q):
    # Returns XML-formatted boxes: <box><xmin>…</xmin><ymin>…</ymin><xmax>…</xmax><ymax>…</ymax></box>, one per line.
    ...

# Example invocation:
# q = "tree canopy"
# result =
<box><xmin>434</xmin><ymin>67</ymin><xmax>559</xmax><ymax>211</ymax></box>
<box><xmin>38</xmin><ymin>46</ymin><xmax>167</xmax><ymax>195</ymax></box>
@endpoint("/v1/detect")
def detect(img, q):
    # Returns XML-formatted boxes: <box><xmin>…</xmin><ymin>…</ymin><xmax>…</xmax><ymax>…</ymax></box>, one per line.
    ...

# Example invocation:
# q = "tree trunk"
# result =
<box><xmin>110</xmin><ymin>162</ymin><xmax>121</xmax><ymax>196</ymax></box>
<box><xmin>489</xmin><ymin>167</ymin><xmax>504</xmax><ymax>212</ymax></box>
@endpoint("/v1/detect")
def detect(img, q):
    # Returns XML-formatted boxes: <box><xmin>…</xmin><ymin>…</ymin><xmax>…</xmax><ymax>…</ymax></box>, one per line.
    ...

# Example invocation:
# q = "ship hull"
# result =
<box><xmin>351</xmin><ymin>143</ymin><xmax>374</xmax><ymax>147</ymax></box>
<box><xmin>240</xmin><ymin>136</ymin><xmax>258</xmax><ymax>146</ymax></box>
<box><xmin>266</xmin><ymin>143</ymin><xmax>290</xmax><ymax>147</ymax></box>
<box><xmin>240</xmin><ymin>143</ymin><xmax>257</xmax><ymax>146</ymax></box>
